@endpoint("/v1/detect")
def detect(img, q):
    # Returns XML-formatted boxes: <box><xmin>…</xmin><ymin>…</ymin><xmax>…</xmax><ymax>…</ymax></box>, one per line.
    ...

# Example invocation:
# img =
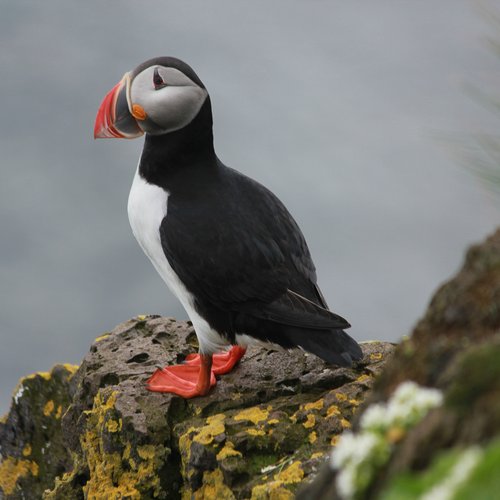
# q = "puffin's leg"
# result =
<box><xmin>185</xmin><ymin>345</ymin><xmax>247</xmax><ymax>375</ymax></box>
<box><xmin>146</xmin><ymin>353</ymin><xmax>216</xmax><ymax>398</ymax></box>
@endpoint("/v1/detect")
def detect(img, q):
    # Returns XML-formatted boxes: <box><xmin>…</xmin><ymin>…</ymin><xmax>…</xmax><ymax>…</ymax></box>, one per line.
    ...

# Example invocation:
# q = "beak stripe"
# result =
<box><xmin>94</xmin><ymin>81</ymin><xmax>124</xmax><ymax>139</ymax></box>
<box><xmin>94</xmin><ymin>73</ymin><xmax>144</xmax><ymax>140</ymax></box>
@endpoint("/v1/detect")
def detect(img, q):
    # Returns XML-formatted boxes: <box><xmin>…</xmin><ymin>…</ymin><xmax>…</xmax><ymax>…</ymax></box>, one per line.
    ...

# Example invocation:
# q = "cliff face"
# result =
<box><xmin>299</xmin><ymin>228</ymin><xmax>500</xmax><ymax>499</ymax></box>
<box><xmin>0</xmin><ymin>316</ymin><xmax>393</xmax><ymax>498</ymax></box>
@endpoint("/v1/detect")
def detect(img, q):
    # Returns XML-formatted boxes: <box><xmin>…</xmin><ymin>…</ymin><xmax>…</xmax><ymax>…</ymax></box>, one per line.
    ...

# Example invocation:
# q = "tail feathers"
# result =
<box><xmin>284</xmin><ymin>327</ymin><xmax>363</xmax><ymax>367</ymax></box>
<box><xmin>238</xmin><ymin>289</ymin><xmax>350</xmax><ymax>331</ymax></box>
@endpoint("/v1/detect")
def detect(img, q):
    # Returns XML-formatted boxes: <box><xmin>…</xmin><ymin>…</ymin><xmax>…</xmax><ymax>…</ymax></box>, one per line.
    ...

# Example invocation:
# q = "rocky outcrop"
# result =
<box><xmin>299</xmin><ymin>228</ymin><xmax>500</xmax><ymax>499</ymax></box>
<box><xmin>0</xmin><ymin>364</ymin><xmax>78</xmax><ymax>498</ymax></box>
<box><xmin>7</xmin><ymin>227</ymin><xmax>499</xmax><ymax>499</ymax></box>
<box><xmin>0</xmin><ymin>315</ymin><xmax>394</xmax><ymax>499</ymax></box>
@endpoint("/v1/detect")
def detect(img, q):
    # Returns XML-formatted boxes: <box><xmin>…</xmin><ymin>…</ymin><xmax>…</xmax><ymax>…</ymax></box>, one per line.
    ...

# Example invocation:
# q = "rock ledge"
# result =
<box><xmin>0</xmin><ymin>315</ymin><xmax>393</xmax><ymax>499</ymax></box>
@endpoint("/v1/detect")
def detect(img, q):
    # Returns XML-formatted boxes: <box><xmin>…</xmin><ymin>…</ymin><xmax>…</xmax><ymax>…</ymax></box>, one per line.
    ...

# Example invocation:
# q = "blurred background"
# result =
<box><xmin>1</xmin><ymin>1</ymin><xmax>498</xmax><ymax>414</ymax></box>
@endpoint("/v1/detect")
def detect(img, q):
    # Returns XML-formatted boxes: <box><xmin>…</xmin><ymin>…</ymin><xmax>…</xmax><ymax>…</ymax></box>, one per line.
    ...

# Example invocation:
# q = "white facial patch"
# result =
<box><xmin>130</xmin><ymin>66</ymin><xmax>208</xmax><ymax>134</ymax></box>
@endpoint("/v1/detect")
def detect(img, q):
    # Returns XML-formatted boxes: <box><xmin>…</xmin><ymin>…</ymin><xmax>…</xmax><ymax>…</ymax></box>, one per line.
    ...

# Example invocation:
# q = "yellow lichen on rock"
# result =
<box><xmin>22</xmin><ymin>444</ymin><xmax>32</xmax><ymax>457</ymax></box>
<box><xmin>304</xmin><ymin>399</ymin><xmax>324</xmax><ymax>411</ymax></box>
<box><xmin>251</xmin><ymin>461</ymin><xmax>304</xmax><ymax>500</ymax></box>
<box><xmin>308</xmin><ymin>431</ymin><xmax>317</xmax><ymax>444</ymax></box>
<box><xmin>216</xmin><ymin>442</ymin><xmax>242</xmax><ymax>461</ymax></box>
<box><xmin>55</xmin><ymin>405</ymin><xmax>62</xmax><ymax>419</ymax></box>
<box><xmin>94</xmin><ymin>334</ymin><xmax>110</xmax><ymax>342</ymax></box>
<box><xmin>247</xmin><ymin>428</ymin><xmax>266</xmax><ymax>436</ymax></box>
<box><xmin>335</xmin><ymin>393</ymin><xmax>347</xmax><ymax>402</ymax></box>
<box><xmin>179</xmin><ymin>427</ymin><xmax>195</xmax><ymax>479</ymax></box>
<box><xmin>105</xmin><ymin>418</ymin><xmax>122</xmax><ymax>433</ymax></box>
<box><xmin>137</xmin><ymin>445</ymin><xmax>156</xmax><ymax>461</ymax></box>
<box><xmin>193</xmin><ymin>414</ymin><xmax>226</xmax><ymax>445</ymax></box>
<box><xmin>234</xmin><ymin>406</ymin><xmax>270</xmax><ymax>424</ymax></box>
<box><xmin>123</xmin><ymin>442</ymin><xmax>132</xmax><ymax>460</ymax></box>
<box><xmin>303</xmin><ymin>414</ymin><xmax>316</xmax><ymax>429</ymax></box>
<box><xmin>90</xmin><ymin>390</ymin><xmax>117</xmax><ymax>424</ymax></box>
<box><xmin>43</xmin><ymin>400</ymin><xmax>55</xmax><ymax>417</ymax></box>
<box><xmin>192</xmin><ymin>469</ymin><xmax>235</xmax><ymax>500</ymax></box>
<box><xmin>341</xmin><ymin>418</ymin><xmax>352</xmax><ymax>429</ymax></box>
<box><xmin>79</xmin><ymin>391</ymin><xmax>132</xmax><ymax>498</ymax></box>
<box><xmin>326</xmin><ymin>405</ymin><xmax>341</xmax><ymax>418</ymax></box>
<box><xmin>290</xmin><ymin>398</ymin><xmax>325</xmax><ymax>429</ymax></box>
<box><xmin>62</xmin><ymin>363</ymin><xmax>79</xmax><ymax>374</ymax></box>
<box><xmin>251</xmin><ymin>484</ymin><xmax>294</xmax><ymax>500</ymax></box>
<box><xmin>78</xmin><ymin>389</ymin><xmax>163</xmax><ymax>499</ymax></box>
<box><xmin>275</xmin><ymin>461</ymin><xmax>304</xmax><ymax>484</ymax></box>
<box><xmin>0</xmin><ymin>457</ymin><xmax>39</xmax><ymax>495</ymax></box>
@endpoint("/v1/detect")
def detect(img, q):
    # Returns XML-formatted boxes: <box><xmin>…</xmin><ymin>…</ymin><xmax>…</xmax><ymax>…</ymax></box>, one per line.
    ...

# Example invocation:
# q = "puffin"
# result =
<box><xmin>94</xmin><ymin>56</ymin><xmax>362</xmax><ymax>398</ymax></box>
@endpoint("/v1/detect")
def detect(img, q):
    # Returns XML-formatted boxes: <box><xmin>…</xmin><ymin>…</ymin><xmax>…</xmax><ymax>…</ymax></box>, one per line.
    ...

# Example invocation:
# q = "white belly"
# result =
<box><xmin>127</xmin><ymin>166</ymin><xmax>228</xmax><ymax>353</ymax></box>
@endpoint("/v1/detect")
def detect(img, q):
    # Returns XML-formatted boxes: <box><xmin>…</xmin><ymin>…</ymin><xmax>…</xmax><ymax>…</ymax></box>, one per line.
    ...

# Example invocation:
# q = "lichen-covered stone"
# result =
<box><xmin>0</xmin><ymin>313</ymin><xmax>393</xmax><ymax>498</ymax></box>
<box><xmin>173</xmin><ymin>339</ymin><xmax>392</xmax><ymax>498</ymax></box>
<box><xmin>0</xmin><ymin>364</ymin><xmax>77</xmax><ymax>498</ymax></box>
<box><xmin>44</xmin><ymin>315</ymin><xmax>195</xmax><ymax>499</ymax></box>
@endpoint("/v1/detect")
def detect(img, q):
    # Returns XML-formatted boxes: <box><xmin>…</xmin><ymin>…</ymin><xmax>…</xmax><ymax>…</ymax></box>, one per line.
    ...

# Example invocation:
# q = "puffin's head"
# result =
<box><xmin>94</xmin><ymin>57</ymin><xmax>208</xmax><ymax>139</ymax></box>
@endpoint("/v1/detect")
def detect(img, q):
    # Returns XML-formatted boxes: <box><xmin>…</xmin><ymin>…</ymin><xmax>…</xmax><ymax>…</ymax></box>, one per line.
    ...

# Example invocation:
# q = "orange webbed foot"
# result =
<box><xmin>147</xmin><ymin>354</ymin><xmax>215</xmax><ymax>398</ymax></box>
<box><xmin>185</xmin><ymin>345</ymin><xmax>247</xmax><ymax>375</ymax></box>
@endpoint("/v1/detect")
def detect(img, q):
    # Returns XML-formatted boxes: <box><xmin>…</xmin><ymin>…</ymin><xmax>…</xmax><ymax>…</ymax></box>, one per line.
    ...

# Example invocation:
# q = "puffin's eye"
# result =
<box><xmin>153</xmin><ymin>68</ymin><xmax>167</xmax><ymax>90</ymax></box>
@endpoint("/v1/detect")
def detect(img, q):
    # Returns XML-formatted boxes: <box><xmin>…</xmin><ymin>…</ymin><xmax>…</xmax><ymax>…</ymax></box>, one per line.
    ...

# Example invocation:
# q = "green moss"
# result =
<box><xmin>454</xmin><ymin>439</ymin><xmax>500</xmax><ymax>500</ymax></box>
<box><xmin>446</xmin><ymin>343</ymin><xmax>500</xmax><ymax>412</ymax></box>
<box><xmin>247</xmin><ymin>453</ymin><xmax>280</xmax><ymax>475</ymax></box>
<box><xmin>383</xmin><ymin>439</ymin><xmax>500</xmax><ymax>500</ymax></box>
<box><xmin>382</xmin><ymin>449</ymin><xmax>464</xmax><ymax>499</ymax></box>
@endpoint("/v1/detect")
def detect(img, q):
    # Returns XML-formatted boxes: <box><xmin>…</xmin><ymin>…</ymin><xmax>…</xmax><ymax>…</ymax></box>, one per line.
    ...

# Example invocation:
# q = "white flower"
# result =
<box><xmin>336</xmin><ymin>465</ymin><xmax>356</xmax><ymax>499</ymax></box>
<box><xmin>392</xmin><ymin>381</ymin><xmax>443</xmax><ymax>411</ymax></box>
<box><xmin>359</xmin><ymin>403</ymin><xmax>387</xmax><ymax>432</ymax></box>
<box><xmin>329</xmin><ymin>381</ymin><xmax>444</xmax><ymax>499</ymax></box>
<box><xmin>331</xmin><ymin>432</ymin><xmax>390</xmax><ymax>499</ymax></box>
<box><xmin>384</xmin><ymin>381</ymin><xmax>443</xmax><ymax>429</ymax></box>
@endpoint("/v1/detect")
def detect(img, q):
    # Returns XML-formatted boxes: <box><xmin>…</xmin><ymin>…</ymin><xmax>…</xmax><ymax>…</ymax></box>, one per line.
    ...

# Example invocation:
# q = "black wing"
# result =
<box><xmin>160</xmin><ymin>167</ymin><xmax>349</xmax><ymax>331</ymax></box>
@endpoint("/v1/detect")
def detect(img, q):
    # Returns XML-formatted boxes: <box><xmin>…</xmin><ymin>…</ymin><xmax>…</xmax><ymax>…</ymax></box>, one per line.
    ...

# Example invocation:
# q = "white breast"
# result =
<box><xmin>127</xmin><ymin>166</ymin><xmax>227</xmax><ymax>353</ymax></box>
